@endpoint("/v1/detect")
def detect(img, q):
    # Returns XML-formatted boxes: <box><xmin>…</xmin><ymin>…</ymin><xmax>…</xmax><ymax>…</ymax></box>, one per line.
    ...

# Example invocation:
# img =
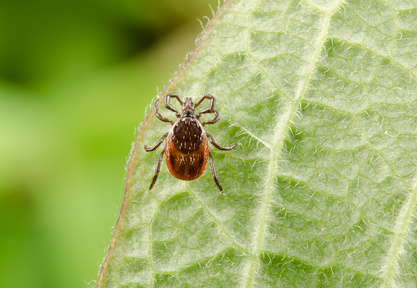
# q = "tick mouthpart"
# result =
<box><xmin>182</xmin><ymin>110</ymin><xmax>195</xmax><ymax>118</ymax></box>
<box><xmin>182</xmin><ymin>98</ymin><xmax>195</xmax><ymax>112</ymax></box>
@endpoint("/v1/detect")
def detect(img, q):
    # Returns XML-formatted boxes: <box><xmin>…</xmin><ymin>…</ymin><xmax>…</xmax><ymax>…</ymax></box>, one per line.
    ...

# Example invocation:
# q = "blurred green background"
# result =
<box><xmin>0</xmin><ymin>0</ymin><xmax>217</xmax><ymax>287</ymax></box>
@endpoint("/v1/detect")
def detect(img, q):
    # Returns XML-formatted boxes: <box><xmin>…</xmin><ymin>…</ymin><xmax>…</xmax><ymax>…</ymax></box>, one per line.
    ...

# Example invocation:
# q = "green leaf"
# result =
<box><xmin>97</xmin><ymin>0</ymin><xmax>417</xmax><ymax>287</ymax></box>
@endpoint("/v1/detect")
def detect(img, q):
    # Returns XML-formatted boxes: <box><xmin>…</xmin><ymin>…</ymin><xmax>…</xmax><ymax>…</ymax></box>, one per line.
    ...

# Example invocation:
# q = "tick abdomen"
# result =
<box><xmin>165</xmin><ymin>118</ymin><xmax>208</xmax><ymax>180</ymax></box>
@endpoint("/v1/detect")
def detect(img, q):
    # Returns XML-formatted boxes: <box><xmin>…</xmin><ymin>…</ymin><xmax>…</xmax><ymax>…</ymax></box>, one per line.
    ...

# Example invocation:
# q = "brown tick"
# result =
<box><xmin>144</xmin><ymin>93</ymin><xmax>238</xmax><ymax>192</ymax></box>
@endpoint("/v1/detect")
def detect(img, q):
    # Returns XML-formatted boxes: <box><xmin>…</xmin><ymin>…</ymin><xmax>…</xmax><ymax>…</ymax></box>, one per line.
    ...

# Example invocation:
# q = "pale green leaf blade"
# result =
<box><xmin>97</xmin><ymin>0</ymin><xmax>417</xmax><ymax>287</ymax></box>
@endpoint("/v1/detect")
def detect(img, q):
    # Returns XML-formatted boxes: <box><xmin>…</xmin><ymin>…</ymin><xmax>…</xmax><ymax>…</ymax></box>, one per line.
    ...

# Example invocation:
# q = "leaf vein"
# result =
<box><xmin>187</xmin><ymin>187</ymin><xmax>249</xmax><ymax>254</ymax></box>
<box><xmin>380</xmin><ymin>172</ymin><xmax>417</xmax><ymax>287</ymax></box>
<box><xmin>330</xmin><ymin>36</ymin><xmax>417</xmax><ymax>84</ymax></box>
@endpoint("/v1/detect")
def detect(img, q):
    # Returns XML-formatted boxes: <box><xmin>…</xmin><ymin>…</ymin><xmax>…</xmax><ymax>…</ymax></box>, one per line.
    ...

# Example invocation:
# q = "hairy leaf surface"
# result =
<box><xmin>98</xmin><ymin>0</ymin><xmax>417</xmax><ymax>287</ymax></box>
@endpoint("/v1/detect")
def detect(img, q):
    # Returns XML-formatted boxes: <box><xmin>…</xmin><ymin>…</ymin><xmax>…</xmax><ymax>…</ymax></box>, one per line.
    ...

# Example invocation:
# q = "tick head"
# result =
<box><xmin>181</xmin><ymin>98</ymin><xmax>195</xmax><ymax>118</ymax></box>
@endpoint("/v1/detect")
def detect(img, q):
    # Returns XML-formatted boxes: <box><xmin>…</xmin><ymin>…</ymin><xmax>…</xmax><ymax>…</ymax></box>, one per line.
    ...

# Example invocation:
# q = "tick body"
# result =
<box><xmin>166</xmin><ymin>116</ymin><xmax>208</xmax><ymax>180</ymax></box>
<box><xmin>144</xmin><ymin>93</ymin><xmax>238</xmax><ymax>192</ymax></box>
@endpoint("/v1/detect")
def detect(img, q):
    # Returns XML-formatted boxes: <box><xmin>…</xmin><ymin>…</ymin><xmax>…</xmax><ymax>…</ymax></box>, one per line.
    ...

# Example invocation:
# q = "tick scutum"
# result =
<box><xmin>172</xmin><ymin>118</ymin><xmax>203</xmax><ymax>154</ymax></box>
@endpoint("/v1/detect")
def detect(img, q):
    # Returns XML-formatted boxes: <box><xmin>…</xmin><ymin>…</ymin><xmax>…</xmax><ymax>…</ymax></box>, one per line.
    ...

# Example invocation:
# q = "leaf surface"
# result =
<box><xmin>98</xmin><ymin>0</ymin><xmax>417</xmax><ymax>287</ymax></box>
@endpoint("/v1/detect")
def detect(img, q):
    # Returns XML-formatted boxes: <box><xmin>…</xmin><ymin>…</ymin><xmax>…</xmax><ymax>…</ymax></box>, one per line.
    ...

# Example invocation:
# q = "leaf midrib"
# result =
<box><xmin>240</xmin><ymin>3</ymin><xmax>344</xmax><ymax>287</ymax></box>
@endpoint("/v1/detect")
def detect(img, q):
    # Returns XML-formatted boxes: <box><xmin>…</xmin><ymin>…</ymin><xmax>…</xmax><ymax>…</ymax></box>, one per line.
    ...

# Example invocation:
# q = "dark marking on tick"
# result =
<box><xmin>170</xmin><ymin>155</ymin><xmax>175</xmax><ymax>171</ymax></box>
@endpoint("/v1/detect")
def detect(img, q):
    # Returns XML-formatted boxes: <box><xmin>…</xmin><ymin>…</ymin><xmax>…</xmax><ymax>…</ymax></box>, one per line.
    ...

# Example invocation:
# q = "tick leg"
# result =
<box><xmin>209</xmin><ymin>149</ymin><xmax>223</xmax><ymax>193</ymax></box>
<box><xmin>195</xmin><ymin>93</ymin><xmax>215</xmax><ymax>110</ymax></box>
<box><xmin>165</xmin><ymin>93</ymin><xmax>183</xmax><ymax>118</ymax></box>
<box><xmin>144</xmin><ymin>132</ymin><xmax>168</xmax><ymax>152</ymax></box>
<box><xmin>149</xmin><ymin>149</ymin><xmax>165</xmax><ymax>191</ymax></box>
<box><xmin>199</xmin><ymin>110</ymin><xmax>219</xmax><ymax>126</ymax></box>
<box><xmin>207</xmin><ymin>133</ymin><xmax>238</xmax><ymax>150</ymax></box>
<box><xmin>195</xmin><ymin>94</ymin><xmax>219</xmax><ymax>125</ymax></box>
<box><xmin>154</xmin><ymin>98</ymin><xmax>174</xmax><ymax>124</ymax></box>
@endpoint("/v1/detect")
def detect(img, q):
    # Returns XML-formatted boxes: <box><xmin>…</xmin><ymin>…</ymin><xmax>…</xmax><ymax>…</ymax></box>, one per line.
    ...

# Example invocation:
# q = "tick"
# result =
<box><xmin>144</xmin><ymin>93</ymin><xmax>238</xmax><ymax>192</ymax></box>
